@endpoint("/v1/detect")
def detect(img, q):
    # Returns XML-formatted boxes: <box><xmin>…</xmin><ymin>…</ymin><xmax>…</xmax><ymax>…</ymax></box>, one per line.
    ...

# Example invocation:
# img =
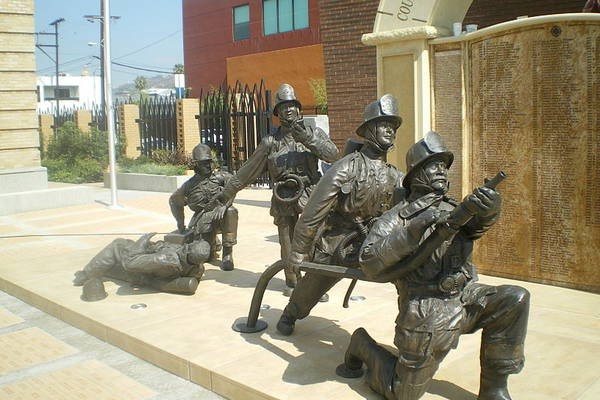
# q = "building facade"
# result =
<box><xmin>182</xmin><ymin>0</ymin><xmax>323</xmax><ymax>105</ymax></box>
<box><xmin>36</xmin><ymin>74</ymin><xmax>102</xmax><ymax>113</ymax></box>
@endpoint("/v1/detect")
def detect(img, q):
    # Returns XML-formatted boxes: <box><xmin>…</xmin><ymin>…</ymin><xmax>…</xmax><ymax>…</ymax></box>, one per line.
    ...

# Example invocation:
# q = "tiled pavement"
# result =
<box><xmin>0</xmin><ymin>184</ymin><xmax>599</xmax><ymax>399</ymax></box>
<box><xmin>0</xmin><ymin>290</ymin><xmax>223</xmax><ymax>400</ymax></box>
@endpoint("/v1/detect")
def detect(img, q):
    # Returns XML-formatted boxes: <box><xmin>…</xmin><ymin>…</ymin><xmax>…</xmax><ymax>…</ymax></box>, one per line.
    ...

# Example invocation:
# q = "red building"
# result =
<box><xmin>182</xmin><ymin>0</ymin><xmax>323</xmax><ymax>105</ymax></box>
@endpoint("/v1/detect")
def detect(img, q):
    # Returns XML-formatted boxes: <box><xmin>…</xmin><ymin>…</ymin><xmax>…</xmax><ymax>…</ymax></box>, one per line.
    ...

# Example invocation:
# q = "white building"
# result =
<box><xmin>36</xmin><ymin>70</ymin><xmax>101</xmax><ymax>112</ymax></box>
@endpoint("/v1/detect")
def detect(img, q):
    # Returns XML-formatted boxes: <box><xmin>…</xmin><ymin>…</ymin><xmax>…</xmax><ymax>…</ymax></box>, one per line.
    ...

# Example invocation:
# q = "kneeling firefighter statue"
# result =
<box><xmin>337</xmin><ymin>131</ymin><xmax>530</xmax><ymax>400</ymax></box>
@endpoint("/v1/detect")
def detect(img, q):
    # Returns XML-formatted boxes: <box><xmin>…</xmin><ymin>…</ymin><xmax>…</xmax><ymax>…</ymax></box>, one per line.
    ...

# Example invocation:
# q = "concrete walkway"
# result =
<box><xmin>0</xmin><ymin>185</ymin><xmax>599</xmax><ymax>400</ymax></box>
<box><xmin>0</xmin><ymin>290</ymin><xmax>223</xmax><ymax>400</ymax></box>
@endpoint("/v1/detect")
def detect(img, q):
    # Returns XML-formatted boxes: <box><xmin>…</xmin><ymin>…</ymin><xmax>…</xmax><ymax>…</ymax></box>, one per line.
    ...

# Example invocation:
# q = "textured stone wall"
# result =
<box><xmin>0</xmin><ymin>0</ymin><xmax>40</xmax><ymax>170</ymax></box>
<box><xmin>74</xmin><ymin>110</ymin><xmax>92</xmax><ymax>134</ymax></box>
<box><xmin>176</xmin><ymin>98</ymin><xmax>200</xmax><ymax>155</ymax></box>
<box><xmin>38</xmin><ymin>114</ymin><xmax>53</xmax><ymax>153</ymax></box>
<box><xmin>119</xmin><ymin>104</ymin><xmax>140</xmax><ymax>159</ymax></box>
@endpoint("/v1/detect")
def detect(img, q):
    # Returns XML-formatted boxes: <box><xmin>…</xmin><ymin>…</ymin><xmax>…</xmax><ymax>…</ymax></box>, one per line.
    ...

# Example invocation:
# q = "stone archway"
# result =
<box><xmin>372</xmin><ymin>0</ymin><xmax>474</xmax><ymax>33</ymax></box>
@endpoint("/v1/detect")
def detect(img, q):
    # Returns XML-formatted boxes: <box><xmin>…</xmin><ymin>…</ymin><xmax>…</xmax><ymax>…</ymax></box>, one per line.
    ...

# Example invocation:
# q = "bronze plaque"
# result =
<box><xmin>470</xmin><ymin>23</ymin><xmax>600</xmax><ymax>293</ymax></box>
<box><xmin>433</xmin><ymin>47</ymin><xmax>463</xmax><ymax>200</ymax></box>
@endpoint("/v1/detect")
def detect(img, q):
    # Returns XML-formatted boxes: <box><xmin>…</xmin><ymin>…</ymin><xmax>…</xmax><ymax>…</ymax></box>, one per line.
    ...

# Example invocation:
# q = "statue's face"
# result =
<box><xmin>194</xmin><ymin>160</ymin><xmax>212</xmax><ymax>176</ymax></box>
<box><xmin>277</xmin><ymin>102</ymin><xmax>300</xmax><ymax>124</ymax></box>
<box><xmin>372</xmin><ymin>120</ymin><xmax>397</xmax><ymax>151</ymax></box>
<box><xmin>422</xmin><ymin>158</ymin><xmax>449</xmax><ymax>193</ymax></box>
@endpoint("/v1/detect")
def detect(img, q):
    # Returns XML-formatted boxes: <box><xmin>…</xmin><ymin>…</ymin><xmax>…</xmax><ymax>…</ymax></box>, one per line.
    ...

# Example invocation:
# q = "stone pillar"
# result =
<box><xmin>74</xmin><ymin>109</ymin><xmax>92</xmax><ymax>133</ymax></box>
<box><xmin>176</xmin><ymin>98</ymin><xmax>200</xmax><ymax>156</ymax></box>
<box><xmin>119</xmin><ymin>104</ymin><xmax>140</xmax><ymax>159</ymax></box>
<box><xmin>0</xmin><ymin>0</ymin><xmax>94</xmax><ymax>214</ymax></box>
<box><xmin>0</xmin><ymin>0</ymin><xmax>47</xmax><ymax>193</ymax></box>
<box><xmin>38</xmin><ymin>114</ymin><xmax>54</xmax><ymax>154</ymax></box>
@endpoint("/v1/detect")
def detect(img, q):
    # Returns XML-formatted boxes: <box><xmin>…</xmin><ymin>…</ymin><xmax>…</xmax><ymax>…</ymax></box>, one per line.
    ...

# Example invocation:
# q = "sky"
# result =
<box><xmin>35</xmin><ymin>0</ymin><xmax>184</xmax><ymax>88</ymax></box>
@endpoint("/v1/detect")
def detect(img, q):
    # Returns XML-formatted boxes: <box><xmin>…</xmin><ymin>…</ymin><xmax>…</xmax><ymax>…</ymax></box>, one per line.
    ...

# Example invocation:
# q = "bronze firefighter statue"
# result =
<box><xmin>336</xmin><ymin>131</ymin><xmax>530</xmax><ymax>400</ymax></box>
<box><xmin>169</xmin><ymin>143</ymin><xmax>239</xmax><ymax>271</ymax></box>
<box><xmin>216</xmin><ymin>83</ymin><xmax>339</xmax><ymax>289</ymax></box>
<box><xmin>276</xmin><ymin>94</ymin><xmax>406</xmax><ymax>335</ymax></box>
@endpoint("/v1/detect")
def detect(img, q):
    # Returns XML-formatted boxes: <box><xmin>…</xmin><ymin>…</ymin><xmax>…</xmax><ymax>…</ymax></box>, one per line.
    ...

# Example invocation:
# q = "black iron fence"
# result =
<box><xmin>38</xmin><ymin>101</ymin><xmax>122</xmax><ymax>134</ymax></box>
<box><xmin>135</xmin><ymin>96</ymin><xmax>178</xmax><ymax>157</ymax></box>
<box><xmin>39</xmin><ymin>82</ymin><xmax>275</xmax><ymax>178</ymax></box>
<box><xmin>197</xmin><ymin>80</ymin><xmax>272</xmax><ymax>179</ymax></box>
<box><xmin>89</xmin><ymin>102</ymin><xmax>106</xmax><ymax>131</ymax></box>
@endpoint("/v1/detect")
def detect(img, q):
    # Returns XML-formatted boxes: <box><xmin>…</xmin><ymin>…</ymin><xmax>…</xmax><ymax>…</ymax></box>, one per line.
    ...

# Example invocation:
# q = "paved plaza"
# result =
<box><xmin>0</xmin><ymin>184</ymin><xmax>598</xmax><ymax>399</ymax></box>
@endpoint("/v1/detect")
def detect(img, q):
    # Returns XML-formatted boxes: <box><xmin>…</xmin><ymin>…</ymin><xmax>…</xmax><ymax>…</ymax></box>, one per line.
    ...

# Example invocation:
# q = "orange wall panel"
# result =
<box><xmin>226</xmin><ymin>44</ymin><xmax>325</xmax><ymax>112</ymax></box>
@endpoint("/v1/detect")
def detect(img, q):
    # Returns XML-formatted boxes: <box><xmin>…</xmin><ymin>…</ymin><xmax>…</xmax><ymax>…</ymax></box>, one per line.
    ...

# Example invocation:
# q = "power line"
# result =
<box><xmin>114</xmin><ymin>30</ymin><xmax>181</xmax><ymax>61</ymax></box>
<box><xmin>92</xmin><ymin>56</ymin><xmax>172</xmax><ymax>74</ymax></box>
<box><xmin>36</xmin><ymin>55</ymin><xmax>95</xmax><ymax>73</ymax></box>
<box><xmin>113</xmin><ymin>61</ymin><xmax>172</xmax><ymax>74</ymax></box>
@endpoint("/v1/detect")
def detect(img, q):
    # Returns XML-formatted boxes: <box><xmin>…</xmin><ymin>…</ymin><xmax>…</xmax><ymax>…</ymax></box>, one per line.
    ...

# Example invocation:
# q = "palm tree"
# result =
<box><xmin>173</xmin><ymin>64</ymin><xmax>184</xmax><ymax>74</ymax></box>
<box><xmin>134</xmin><ymin>76</ymin><xmax>148</xmax><ymax>99</ymax></box>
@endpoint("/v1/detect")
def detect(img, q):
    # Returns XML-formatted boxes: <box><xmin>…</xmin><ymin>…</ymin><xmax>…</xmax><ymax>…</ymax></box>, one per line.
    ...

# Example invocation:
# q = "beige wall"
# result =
<box><xmin>0</xmin><ymin>0</ymin><xmax>40</xmax><ymax>170</ymax></box>
<box><xmin>381</xmin><ymin>54</ymin><xmax>414</xmax><ymax>171</ymax></box>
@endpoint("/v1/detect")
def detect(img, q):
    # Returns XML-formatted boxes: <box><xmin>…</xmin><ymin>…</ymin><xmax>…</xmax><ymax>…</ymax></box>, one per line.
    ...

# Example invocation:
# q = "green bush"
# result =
<box><xmin>42</xmin><ymin>122</ymin><xmax>124</xmax><ymax>183</ymax></box>
<box><xmin>118</xmin><ymin>150</ymin><xmax>189</xmax><ymax>176</ymax></box>
<box><xmin>118</xmin><ymin>159</ymin><xmax>187</xmax><ymax>176</ymax></box>
<box><xmin>149</xmin><ymin>149</ymin><xmax>192</xmax><ymax>167</ymax></box>
<box><xmin>308</xmin><ymin>78</ymin><xmax>328</xmax><ymax>115</ymax></box>
<box><xmin>44</xmin><ymin>157</ymin><xmax>105</xmax><ymax>183</ymax></box>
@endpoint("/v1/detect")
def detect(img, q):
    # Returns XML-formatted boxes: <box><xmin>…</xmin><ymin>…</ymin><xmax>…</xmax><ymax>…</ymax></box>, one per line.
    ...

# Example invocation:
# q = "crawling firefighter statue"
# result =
<box><xmin>73</xmin><ymin>233</ymin><xmax>210</xmax><ymax>301</ymax></box>
<box><xmin>336</xmin><ymin>131</ymin><xmax>530</xmax><ymax>400</ymax></box>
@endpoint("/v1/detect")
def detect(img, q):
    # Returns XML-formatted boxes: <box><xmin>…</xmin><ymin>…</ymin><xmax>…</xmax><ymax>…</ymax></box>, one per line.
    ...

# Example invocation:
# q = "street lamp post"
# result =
<box><xmin>102</xmin><ymin>0</ymin><xmax>120</xmax><ymax>208</ymax></box>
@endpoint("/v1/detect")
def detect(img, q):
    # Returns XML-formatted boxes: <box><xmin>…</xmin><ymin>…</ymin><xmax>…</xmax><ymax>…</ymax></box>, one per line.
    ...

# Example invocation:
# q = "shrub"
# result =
<box><xmin>118</xmin><ymin>150</ymin><xmax>189</xmax><ymax>176</ymax></box>
<box><xmin>44</xmin><ymin>157</ymin><xmax>105</xmax><ymax>183</ymax></box>
<box><xmin>42</xmin><ymin>122</ymin><xmax>123</xmax><ymax>183</ymax></box>
<box><xmin>118</xmin><ymin>159</ymin><xmax>187</xmax><ymax>176</ymax></box>
<box><xmin>149</xmin><ymin>149</ymin><xmax>192</xmax><ymax>167</ymax></box>
<box><xmin>308</xmin><ymin>78</ymin><xmax>328</xmax><ymax>115</ymax></box>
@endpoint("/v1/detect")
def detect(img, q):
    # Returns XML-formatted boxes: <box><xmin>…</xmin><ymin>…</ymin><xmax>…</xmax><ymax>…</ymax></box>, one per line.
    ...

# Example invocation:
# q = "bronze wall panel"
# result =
<box><xmin>470</xmin><ymin>23</ymin><xmax>600</xmax><ymax>292</ymax></box>
<box><xmin>432</xmin><ymin>48</ymin><xmax>463</xmax><ymax>199</ymax></box>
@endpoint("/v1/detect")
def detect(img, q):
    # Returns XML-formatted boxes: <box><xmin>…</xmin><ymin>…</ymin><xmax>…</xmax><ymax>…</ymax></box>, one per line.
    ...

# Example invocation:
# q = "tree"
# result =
<box><xmin>134</xmin><ymin>76</ymin><xmax>148</xmax><ymax>98</ymax></box>
<box><xmin>308</xmin><ymin>78</ymin><xmax>328</xmax><ymax>115</ymax></box>
<box><xmin>173</xmin><ymin>64</ymin><xmax>184</xmax><ymax>74</ymax></box>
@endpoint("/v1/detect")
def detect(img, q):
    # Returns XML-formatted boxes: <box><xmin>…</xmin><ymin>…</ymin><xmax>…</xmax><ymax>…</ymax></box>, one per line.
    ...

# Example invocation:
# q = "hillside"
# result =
<box><xmin>115</xmin><ymin>74</ymin><xmax>175</xmax><ymax>95</ymax></box>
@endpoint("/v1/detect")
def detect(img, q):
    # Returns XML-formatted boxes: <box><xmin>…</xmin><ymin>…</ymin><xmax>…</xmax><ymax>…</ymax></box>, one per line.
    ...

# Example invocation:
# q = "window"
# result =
<box><xmin>54</xmin><ymin>88</ymin><xmax>70</xmax><ymax>100</ymax></box>
<box><xmin>263</xmin><ymin>0</ymin><xmax>308</xmax><ymax>36</ymax></box>
<box><xmin>233</xmin><ymin>5</ymin><xmax>250</xmax><ymax>41</ymax></box>
<box><xmin>44</xmin><ymin>86</ymin><xmax>77</xmax><ymax>101</ymax></box>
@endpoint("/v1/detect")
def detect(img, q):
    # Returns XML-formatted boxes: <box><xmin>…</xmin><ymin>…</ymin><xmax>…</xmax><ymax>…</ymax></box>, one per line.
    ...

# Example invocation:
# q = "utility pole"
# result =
<box><xmin>48</xmin><ymin>18</ymin><xmax>64</xmax><ymax>135</ymax></box>
<box><xmin>85</xmin><ymin>4</ymin><xmax>119</xmax><ymax>131</ymax></box>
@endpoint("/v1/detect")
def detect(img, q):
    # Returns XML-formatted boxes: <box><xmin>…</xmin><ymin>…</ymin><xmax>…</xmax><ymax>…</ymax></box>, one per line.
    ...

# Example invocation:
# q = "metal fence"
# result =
<box><xmin>135</xmin><ymin>96</ymin><xmax>178</xmax><ymax>157</ymax></box>
<box><xmin>197</xmin><ymin>80</ymin><xmax>272</xmax><ymax>179</ymax></box>
<box><xmin>89</xmin><ymin>102</ymin><xmax>106</xmax><ymax>131</ymax></box>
